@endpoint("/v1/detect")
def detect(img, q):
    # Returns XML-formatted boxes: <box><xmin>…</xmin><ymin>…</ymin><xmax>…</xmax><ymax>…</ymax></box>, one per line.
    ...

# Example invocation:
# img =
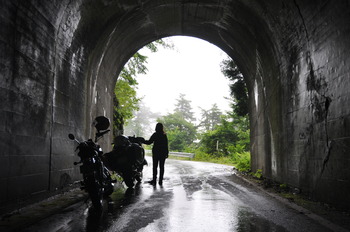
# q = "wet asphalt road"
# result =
<box><xmin>23</xmin><ymin>157</ymin><xmax>341</xmax><ymax>232</ymax></box>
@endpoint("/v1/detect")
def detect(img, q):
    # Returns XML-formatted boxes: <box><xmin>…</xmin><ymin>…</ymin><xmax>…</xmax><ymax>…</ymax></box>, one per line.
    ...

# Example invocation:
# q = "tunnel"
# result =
<box><xmin>1</xmin><ymin>0</ymin><xmax>350</xmax><ymax>212</ymax></box>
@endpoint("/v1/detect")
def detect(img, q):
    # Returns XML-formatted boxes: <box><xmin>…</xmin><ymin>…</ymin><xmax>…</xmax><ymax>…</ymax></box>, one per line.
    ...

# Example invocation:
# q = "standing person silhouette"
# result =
<box><xmin>143</xmin><ymin>123</ymin><xmax>169</xmax><ymax>185</ymax></box>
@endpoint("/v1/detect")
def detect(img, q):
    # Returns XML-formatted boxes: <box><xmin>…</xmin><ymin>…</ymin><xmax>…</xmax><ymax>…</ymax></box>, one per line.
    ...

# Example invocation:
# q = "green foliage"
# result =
<box><xmin>166</xmin><ymin>128</ymin><xmax>187</xmax><ymax>151</ymax></box>
<box><xmin>194</xmin><ymin>109</ymin><xmax>251</xmax><ymax>171</ymax></box>
<box><xmin>114</xmin><ymin>39</ymin><xmax>173</xmax><ymax>135</ymax></box>
<box><xmin>192</xmin><ymin>149</ymin><xmax>251</xmax><ymax>169</ymax></box>
<box><xmin>252</xmin><ymin>169</ymin><xmax>263</xmax><ymax>179</ymax></box>
<box><xmin>158</xmin><ymin>111</ymin><xmax>196</xmax><ymax>151</ymax></box>
<box><xmin>114</xmin><ymin>79</ymin><xmax>141</xmax><ymax>133</ymax></box>
<box><xmin>220</xmin><ymin>57</ymin><xmax>248</xmax><ymax>116</ymax></box>
<box><xmin>279</xmin><ymin>183</ymin><xmax>288</xmax><ymax>189</ymax></box>
<box><xmin>230</xmin><ymin>151</ymin><xmax>251</xmax><ymax>172</ymax></box>
<box><xmin>146</xmin><ymin>39</ymin><xmax>174</xmax><ymax>52</ymax></box>
<box><xmin>156</xmin><ymin>94</ymin><xmax>197</xmax><ymax>151</ymax></box>
<box><xmin>199</xmin><ymin>113</ymin><xmax>249</xmax><ymax>156</ymax></box>
<box><xmin>198</xmin><ymin>104</ymin><xmax>222</xmax><ymax>131</ymax></box>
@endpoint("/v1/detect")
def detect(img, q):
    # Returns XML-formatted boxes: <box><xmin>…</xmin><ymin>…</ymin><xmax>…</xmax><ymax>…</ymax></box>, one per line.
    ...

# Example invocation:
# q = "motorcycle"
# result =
<box><xmin>68</xmin><ymin>116</ymin><xmax>114</xmax><ymax>209</ymax></box>
<box><xmin>103</xmin><ymin>135</ymin><xmax>147</xmax><ymax>188</ymax></box>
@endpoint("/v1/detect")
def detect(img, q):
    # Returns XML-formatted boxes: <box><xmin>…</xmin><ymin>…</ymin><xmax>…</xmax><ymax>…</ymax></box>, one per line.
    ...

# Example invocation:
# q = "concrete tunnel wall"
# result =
<box><xmin>1</xmin><ymin>0</ymin><xmax>350</xmax><ymax>212</ymax></box>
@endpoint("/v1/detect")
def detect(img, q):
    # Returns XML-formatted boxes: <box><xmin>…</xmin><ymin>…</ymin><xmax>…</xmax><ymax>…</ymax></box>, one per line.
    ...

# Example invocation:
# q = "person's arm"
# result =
<box><xmin>165</xmin><ymin>134</ymin><xmax>169</xmax><ymax>157</ymax></box>
<box><xmin>143</xmin><ymin>133</ymin><xmax>155</xmax><ymax>145</ymax></box>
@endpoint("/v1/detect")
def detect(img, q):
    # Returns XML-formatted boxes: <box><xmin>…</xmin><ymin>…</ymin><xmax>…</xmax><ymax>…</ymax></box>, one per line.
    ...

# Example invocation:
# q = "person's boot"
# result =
<box><xmin>148</xmin><ymin>179</ymin><xmax>156</xmax><ymax>185</ymax></box>
<box><xmin>158</xmin><ymin>179</ymin><xmax>163</xmax><ymax>186</ymax></box>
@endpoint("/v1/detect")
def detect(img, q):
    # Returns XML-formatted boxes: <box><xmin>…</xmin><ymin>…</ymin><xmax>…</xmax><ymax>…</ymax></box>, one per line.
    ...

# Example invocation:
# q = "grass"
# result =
<box><xmin>191</xmin><ymin>150</ymin><xmax>251</xmax><ymax>171</ymax></box>
<box><xmin>145</xmin><ymin>147</ymin><xmax>250</xmax><ymax>169</ymax></box>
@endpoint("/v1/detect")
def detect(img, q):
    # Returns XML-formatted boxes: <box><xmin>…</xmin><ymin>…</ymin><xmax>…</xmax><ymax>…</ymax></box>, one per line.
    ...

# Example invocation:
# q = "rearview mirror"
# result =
<box><xmin>68</xmin><ymin>134</ymin><xmax>75</xmax><ymax>140</ymax></box>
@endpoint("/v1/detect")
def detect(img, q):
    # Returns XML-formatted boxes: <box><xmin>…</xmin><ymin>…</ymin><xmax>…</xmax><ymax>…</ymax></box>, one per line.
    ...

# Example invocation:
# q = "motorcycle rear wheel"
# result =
<box><xmin>135</xmin><ymin>172</ymin><xmax>143</xmax><ymax>182</ymax></box>
<box><xmin>125</xmin><ymin>179</ymin><xmax>134</xmax><ymax>188</ymax></box>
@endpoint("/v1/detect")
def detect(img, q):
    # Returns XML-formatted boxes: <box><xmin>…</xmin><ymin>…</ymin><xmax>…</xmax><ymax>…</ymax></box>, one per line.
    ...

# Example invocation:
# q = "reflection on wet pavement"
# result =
<box><xmin>23</xmin><ymin>158</ymin><xmax>334</xmax><ymax>232</ymax></box>
<box><xmin>137</xmin><ymin>160</ymin><xmax>287</xmax><ymax>232</ymax></box>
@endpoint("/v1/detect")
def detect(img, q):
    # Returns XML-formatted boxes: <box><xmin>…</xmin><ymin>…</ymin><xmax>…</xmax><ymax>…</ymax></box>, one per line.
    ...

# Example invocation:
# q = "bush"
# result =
<box><xmin>192</xmin><ymin>148</ymin><xmax>251</xmax><ymax>171</ymax></box>
<box><xmin>193</xmin><ymin>150</ymin><xmax>213</xmax><ymax>161</ymax></box>
<box><xmin>252</xmin><ymin>169</ymin><xmax>263</xmax><ymax>179</ymax></box>
<box><xmin>234</xmin><ymin>152</ymin><xmax>251</xmax><ymax>172</ymax></box>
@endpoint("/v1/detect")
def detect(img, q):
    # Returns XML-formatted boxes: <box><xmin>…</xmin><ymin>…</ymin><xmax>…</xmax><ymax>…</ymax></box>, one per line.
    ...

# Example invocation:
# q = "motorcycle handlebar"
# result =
<box><xmin>73</xmin><ymin>161</ymin><xmax>82</xmax><ymax>165</ymax></box>
<box><xmin>96</xmin><ymin>129</ymin><xmax>110</xmax><ymax>138</ymax></box>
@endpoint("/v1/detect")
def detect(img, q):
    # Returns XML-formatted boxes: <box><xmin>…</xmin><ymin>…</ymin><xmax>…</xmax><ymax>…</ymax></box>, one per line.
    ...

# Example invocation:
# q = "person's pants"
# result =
<box><xmin>152</xmin><ymin>156</ymin><xmax>166</xmax><ymax>181</ymax></box>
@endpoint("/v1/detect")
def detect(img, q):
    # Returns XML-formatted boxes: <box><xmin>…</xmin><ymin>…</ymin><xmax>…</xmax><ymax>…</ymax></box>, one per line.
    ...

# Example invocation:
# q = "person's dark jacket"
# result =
<box><xmin>144</xmin><ymin>132</ymin><xmax>169</xmax><ymax>158</ymax></box>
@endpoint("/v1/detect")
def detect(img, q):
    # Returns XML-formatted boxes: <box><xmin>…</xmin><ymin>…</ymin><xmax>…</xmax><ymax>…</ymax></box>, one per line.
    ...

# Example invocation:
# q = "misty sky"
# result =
<box><xmin>135</xmin><ymin>36</ymin><xmax>232</xmax><ymax>121</ymax></box>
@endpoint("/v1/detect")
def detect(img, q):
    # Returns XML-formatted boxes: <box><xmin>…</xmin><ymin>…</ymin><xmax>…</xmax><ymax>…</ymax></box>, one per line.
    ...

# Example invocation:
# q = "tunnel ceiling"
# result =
<box><xmin>77</xmin><ymin>0</ymin><xmax>282</xmax><ymax>89</ymax></box>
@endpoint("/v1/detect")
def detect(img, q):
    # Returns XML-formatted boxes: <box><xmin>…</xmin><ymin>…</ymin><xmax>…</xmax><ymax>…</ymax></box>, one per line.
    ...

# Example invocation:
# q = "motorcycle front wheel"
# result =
<box><xmin>124</xmin><ymin>176</ymin><xmax>134</xmax><ymax>188</ymax></box>
<box><xmin>85</xmin><ymin>177</ymin><xmax>103</xmax><ymax>209</ymax></box>
<box><xmin>104</xmin><ymin>182</ymin><xmax>114</xmax><ymax>197</ymax></box>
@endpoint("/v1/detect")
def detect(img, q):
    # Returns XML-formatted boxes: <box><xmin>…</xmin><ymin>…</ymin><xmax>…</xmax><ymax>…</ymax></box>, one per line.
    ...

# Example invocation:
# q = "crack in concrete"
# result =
<box><xmin>304</xmin><ymin>40</ymin><xmax>333</xmax><ymax>183</ymax></box>
<box><xmin>320</xmin><ymin>97</ymin><xmax>332</xmax><ymax>176</ymax></box>
<box><xmin>293</xmin><ymin>0</ymin><xmax>309</xmax><ymax>41</ymax></box>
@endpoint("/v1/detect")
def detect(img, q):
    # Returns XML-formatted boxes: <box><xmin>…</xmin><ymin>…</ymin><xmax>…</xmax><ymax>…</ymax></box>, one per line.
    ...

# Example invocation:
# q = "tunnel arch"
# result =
<box><xmin>88</xmin><ymin>0</ymin><xmax>283</xmax><ymax>184</ymax></box>
<box><xmin>1</xmin><ymin>0</ymin><xmax>350</xmax><ymax>211</ymax></box>
<box><xmin>91</xmin><ymin>1</ymin><xmax>281</xmax><ymax>89</ymax></box>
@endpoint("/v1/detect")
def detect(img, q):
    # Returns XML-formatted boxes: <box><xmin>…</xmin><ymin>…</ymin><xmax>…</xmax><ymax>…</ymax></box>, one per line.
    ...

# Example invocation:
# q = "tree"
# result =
<box><xmin>174</xmin><ymin>93</ymin><xmax>195</xmax><ymax>122</ymax></box>
<box><xmin>114</xmin><ymin>79</ymin><xmax>141</xmax><ymax>135</ymax></box>
<box><xmin>198</xmin><ymin>104</ymin><xmax>222</xmax><ymax>131</ymax></box>
<box><xmin>220</xmin><ymin>58</ymin><xmax>249</xmax><ymax>116</ymax></box>
<box><xmin>199</xmin><ymin>113</ymin><xmax>249</xmax><ymax>156</ymax></box>
<box><xmin>114</xmin><ymin>39</ymin><xmax>173</xmax><ymax>135</ymax></box>
<box><xmin>158</xmin><ymin>111</ymin><xmax>197</xmax><ymax>151</ymax></box>
<box><xmin>159</xmin><ymin>94</ymin><xmax>197</xmax><ymax>151</ymax></box>
<box><xmin>123</xmin><ymin>100</ymin><xmax>160</xmax><ymax>137</ymax></box>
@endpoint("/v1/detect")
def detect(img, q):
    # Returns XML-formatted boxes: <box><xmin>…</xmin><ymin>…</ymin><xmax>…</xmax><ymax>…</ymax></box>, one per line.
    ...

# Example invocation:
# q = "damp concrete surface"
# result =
<box><xmin>1</xmin><ymin>157</ymin><xmax>349</xmax><ymax>232</ymax></box>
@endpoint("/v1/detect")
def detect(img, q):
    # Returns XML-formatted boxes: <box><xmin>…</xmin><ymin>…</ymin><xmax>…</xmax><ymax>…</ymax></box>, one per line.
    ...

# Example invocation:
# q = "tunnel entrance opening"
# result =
<box><xmin>114</xmin><ymin>36</ymin><xmax>250</xmax><ymax>170</ymax></box>
<box><xmin>85</xmin><ymin>0</ymin><xmax>277</xmax><ymax>187</ymax></box>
